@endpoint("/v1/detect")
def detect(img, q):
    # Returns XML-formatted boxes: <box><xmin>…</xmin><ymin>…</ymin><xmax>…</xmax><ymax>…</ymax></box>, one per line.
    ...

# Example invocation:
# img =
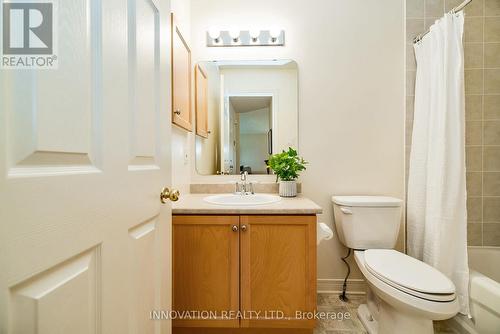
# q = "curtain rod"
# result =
<box><xmin>413</xmin><ymin>0</ymin><xmax>473</xmax><ymax>44</ymax></box>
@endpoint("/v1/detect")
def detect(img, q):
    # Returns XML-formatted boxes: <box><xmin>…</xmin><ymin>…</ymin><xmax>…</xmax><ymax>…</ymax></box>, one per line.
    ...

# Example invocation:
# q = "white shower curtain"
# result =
<box><xmin>407</xmin><ymin>12</ymin><xmax>469</xmax><ymax>315</ymax></box>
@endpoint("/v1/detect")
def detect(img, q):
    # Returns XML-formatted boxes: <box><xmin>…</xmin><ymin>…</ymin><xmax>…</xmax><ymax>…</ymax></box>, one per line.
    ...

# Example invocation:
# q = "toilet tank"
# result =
<box><xmin>332</xmin><ymin>196</ymin><xmax>403</xmax><ymax>250</ymax></box>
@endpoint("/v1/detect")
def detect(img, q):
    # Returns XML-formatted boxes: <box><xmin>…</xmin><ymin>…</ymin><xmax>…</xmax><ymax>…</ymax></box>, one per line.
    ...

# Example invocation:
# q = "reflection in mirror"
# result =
<box><xmin>195</xmin><ymin>60</ymin><xmax>298</xmax><ymax>175</ymax></box>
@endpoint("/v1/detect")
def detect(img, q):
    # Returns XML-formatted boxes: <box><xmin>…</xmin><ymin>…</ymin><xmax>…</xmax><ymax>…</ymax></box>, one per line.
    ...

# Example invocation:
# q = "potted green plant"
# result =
<box><xmin>267</xmin><ymin>147</ymin><xmax>308</xmax><ymax>197</ymax></box>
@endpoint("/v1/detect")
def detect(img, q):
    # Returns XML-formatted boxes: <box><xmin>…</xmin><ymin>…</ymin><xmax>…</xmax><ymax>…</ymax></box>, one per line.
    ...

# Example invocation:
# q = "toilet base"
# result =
<box><xmin>357</xmin><ymin>300</ymin><xmax>434</xmax><ymax>334</ymax></box>
<box><xmin>358</xmin><ymin>304</ymin><xmax>378</xmax><ymax>334</ymax></box>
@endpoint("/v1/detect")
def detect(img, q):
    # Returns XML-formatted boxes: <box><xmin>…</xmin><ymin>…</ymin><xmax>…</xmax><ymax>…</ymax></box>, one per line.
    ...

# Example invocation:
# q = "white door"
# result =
<box><xmin>0</xmin><ymin>0</ymin><xmax>172</xmax><ymax>333</ymax></box>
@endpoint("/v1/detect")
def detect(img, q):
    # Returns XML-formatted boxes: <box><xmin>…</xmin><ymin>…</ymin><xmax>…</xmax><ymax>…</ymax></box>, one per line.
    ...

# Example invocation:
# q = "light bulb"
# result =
<box><xmin>270</xmin><ymin>28</ymin><xmax>282</xmax><ymax>42</ymax></box>
<box><xmin>208</xmin><ymin>27</ymin><xmax>220</xmax><ymax>42</ymax></box>
<box><xmin>229</xmin><ymin>29</ymin><xmax>240</xmax><ymax>42</ymax></box>
<box><xmin>249</xmin><ymin>29</ymin><xmax>261</xmax><ymax>42</ymax></box>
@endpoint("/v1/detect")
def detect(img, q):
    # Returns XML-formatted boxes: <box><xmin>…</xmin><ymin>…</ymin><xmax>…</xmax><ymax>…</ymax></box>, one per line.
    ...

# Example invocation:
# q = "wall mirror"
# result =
<box><xmin>195</xmin><ymin>59</ymin><xmax>298</xmax><ymax>175</ymax></box>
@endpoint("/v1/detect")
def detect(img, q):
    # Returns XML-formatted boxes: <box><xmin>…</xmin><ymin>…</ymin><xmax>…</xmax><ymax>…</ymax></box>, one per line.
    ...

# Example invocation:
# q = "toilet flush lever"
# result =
<box><xmin>340</xmin><ymin>207</ymin><xmax>353</xmax><ymax>215</ymax></box>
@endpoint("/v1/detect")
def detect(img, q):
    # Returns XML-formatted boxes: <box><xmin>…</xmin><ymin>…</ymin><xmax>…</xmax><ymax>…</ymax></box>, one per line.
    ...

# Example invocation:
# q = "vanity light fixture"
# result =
<box><xmin>206</xmin><ymin>28</ymin><xmax>285</xmax><ymax>47</ymax></box>
<box><xmin>269</xmin><ymin>28</ymin><xmax>282</xmax><ymax>43</ymax></box>
<box><xmin>229</xmin><ymin>29</ymin><xmax>240</xmax><ymax>43</ymax></box>
<box><xmin>208</xmin><ymin>27</ymin><xmax>221</xmax><ymax>43</ymax></box>
<box><xmin>249</xmin><ymin>29</ymin><xmax>261</xmax><ymax>43</ymax></box>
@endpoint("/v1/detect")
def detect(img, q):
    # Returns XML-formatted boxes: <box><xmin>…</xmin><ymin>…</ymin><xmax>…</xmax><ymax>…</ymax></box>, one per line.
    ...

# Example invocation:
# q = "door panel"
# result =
<box><xmin>128</xmin><ymin>217</ymin><xmax>159</xmax><ymax>334</ymax></box>
<box><xmin>0</xmin><ymin>0</ymin><xmax>172</xmax><ymax>333</ymax></box>
<box><xmin>240</xmin><ymin>215</ymin><xmax>316</xmax><ymax>329</ymax></box>
<box><xmin>5</xmin><ymin>0</ymin><xmax>100</xmax><ymax>177</ymax></box>
<box><xmin>129</xmin><ymin>0</ymin><xmax>160</xmax><ymax>169</ymax></box>
<box><xmin>9</xmin><ymin>247</ymin><xmax>100</xmax><ymax>334</ymax></box>
<box><xmin>173</xmin><ymin>215</ymin><xmax>239</xmax><ymax>328</ymax></box>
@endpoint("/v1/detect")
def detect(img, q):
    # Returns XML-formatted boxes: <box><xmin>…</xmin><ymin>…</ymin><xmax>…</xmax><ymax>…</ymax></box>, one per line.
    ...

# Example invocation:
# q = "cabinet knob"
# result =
<box><xmin>241</xmin><ymin>224</ymin><xmax>247</xmax><ymax>232</ymax></box>
<box><xmin>174</xmin><ymin>109</ymin><xmax>181</xmax><ymax>115</ymax></box>
<box><xmin>231</xmin><ymin>225</ymin><xmax>239</xmax><ymax>232</ymax></box>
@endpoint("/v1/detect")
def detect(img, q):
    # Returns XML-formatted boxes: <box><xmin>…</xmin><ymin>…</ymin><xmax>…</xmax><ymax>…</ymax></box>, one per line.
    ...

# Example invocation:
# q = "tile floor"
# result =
<box><xmin>315</xmin><ymin>293</ymin><xmax>459</xmax><ymax>334</ymax></box>
<box><xmin>315</xmin><ymin>293</ymin><xmax>367</xmax><ymax>334</ymax></box>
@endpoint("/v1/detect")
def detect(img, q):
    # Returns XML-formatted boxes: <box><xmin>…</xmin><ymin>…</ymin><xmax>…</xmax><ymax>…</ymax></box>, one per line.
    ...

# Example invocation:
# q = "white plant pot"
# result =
<box><xmin>279</xmin><ymin>180</ymin><xmax>297</xmax><ymax>197</ymax></box>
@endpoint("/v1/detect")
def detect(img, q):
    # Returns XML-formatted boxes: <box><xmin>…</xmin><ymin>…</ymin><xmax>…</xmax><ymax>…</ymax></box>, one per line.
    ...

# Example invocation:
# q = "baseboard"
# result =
<box><xmin>317</xmin><ymin>278</ymin><xmax>366</xmax><ymax>295</ymax></box>
<box><xmin>445</xmin><ymin>314</ymin><xmax>478</xmax><ymax>334</ymax></box>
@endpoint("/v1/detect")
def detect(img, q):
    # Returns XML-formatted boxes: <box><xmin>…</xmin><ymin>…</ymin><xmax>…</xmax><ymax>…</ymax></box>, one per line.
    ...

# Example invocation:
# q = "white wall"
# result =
<box><xmin>239</xmin><ymin>107</ymin><xmax>270</xmax><ymax>135</ymax></box>
<box><xmin>170</xmin><ymin>0</ymin><xmax>192</xmax><ymax>194</ymax></box>
<box><xmin>240</xmin><ymin>133</ymin><xmax>269</xmax><ymax>173</ymax></box>
<box><xmin>183</xmin><ymin>0</ymin><xmax>405</xmax><ymax>282</ymax></box>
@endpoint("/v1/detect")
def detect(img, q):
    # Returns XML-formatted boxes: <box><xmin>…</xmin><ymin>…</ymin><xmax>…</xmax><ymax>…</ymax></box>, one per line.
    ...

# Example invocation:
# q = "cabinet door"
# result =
<box><xmin>173</xmin><ymin>215</ymin><xmax>239</xmax><ymax>327</ymax></box>
<box><xmin>240</xmin><ymin>215</ymin><xmax>317</xmax><ymax>329</ymax></box>
<box><xmin>195</xmin><ymin>64</ymin><xmax>209</xmax><ymax>138</ymax></box>
<box><xmin>171</xmin><ymin>14</ymin><xmax>192</xmax><ymax>131</ymax></box>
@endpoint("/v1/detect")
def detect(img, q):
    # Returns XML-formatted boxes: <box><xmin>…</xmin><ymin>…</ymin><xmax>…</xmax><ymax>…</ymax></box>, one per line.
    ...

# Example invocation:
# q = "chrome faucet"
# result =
<box><xmin>236</xmin><ymin>171</ymin><xmax>254</xmax><ymax>195</ymax></box>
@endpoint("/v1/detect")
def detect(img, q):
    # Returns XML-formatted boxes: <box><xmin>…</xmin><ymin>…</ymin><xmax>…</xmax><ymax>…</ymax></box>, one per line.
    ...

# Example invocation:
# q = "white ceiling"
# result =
<box><xmin>216</xmin><ymin>59</ymin><xmax>296</xmax><ymax>68</ymax></box>
<box><xmin>229</xmin><ymin>96</ymin><xmax>271</xmax><ymax>113</ymax></box>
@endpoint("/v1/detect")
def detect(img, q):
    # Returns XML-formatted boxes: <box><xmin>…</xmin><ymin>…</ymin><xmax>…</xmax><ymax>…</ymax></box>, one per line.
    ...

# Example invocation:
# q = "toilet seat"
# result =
<box><xmin>364</xmin><ymin>249</ymin><xmax>456</xmax><ymax>302</ymax></box>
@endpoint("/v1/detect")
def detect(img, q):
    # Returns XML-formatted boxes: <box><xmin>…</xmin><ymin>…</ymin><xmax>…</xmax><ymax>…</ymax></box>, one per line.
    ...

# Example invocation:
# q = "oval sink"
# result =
<box><xmin>203</xmin><ymin>193</ymin><xmax>281</xmax><ymax>206</ymax></box>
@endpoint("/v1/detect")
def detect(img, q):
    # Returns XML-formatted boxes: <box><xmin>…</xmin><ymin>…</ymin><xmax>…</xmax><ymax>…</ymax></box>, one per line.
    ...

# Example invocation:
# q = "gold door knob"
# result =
<box><xmin>160</xmin><ymin>187</ymin><xmax>180</xmax><ymax>203</ymax></box>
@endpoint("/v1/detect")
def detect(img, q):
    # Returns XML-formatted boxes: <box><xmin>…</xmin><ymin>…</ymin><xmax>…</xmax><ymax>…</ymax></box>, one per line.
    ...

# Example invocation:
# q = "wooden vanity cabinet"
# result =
<box><xmin>173</xmin><ymin>214</ymin><xmax>317</xmax><ymax>333</ymax></box>
<box><xmin>240</xmin><ymin>215</ymin><xmax>317</xmax><ymax>329</ymax></box>
<box><xmin>172</xmin><ymin>215</ymin><xmax>239</xmax><ymax>328</ymax></box>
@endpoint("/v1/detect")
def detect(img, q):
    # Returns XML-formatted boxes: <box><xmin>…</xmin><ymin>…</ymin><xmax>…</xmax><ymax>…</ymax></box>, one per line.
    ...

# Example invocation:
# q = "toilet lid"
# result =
<box><xmin>364</xmin><ymin>249</ymin><xmax>456</xmax><ymax>296</ymax></box>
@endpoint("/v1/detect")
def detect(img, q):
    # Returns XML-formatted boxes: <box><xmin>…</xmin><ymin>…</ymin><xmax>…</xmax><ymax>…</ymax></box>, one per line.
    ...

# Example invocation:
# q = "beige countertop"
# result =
<box><xmin>172</xmin><ymin>193</ymin><xmax>323</xmax><ymax>215</ymax></box>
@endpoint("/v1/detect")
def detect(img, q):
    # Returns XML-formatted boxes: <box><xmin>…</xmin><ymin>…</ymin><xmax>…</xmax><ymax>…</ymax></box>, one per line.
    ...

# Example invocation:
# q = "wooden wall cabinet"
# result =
<box><xmin>171</xmin><ymin>13</ymin><xmax>192</xmax><ymax>131</ymax></box>
<box><xmin>173</xmin><ymin>215</ymin><xmax>317</xmax><ymax>333</ymax></box>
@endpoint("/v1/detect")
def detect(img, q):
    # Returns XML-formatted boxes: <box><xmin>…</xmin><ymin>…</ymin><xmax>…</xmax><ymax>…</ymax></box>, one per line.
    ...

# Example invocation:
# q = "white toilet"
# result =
<box><xmin>332</xmin><ymin>196</ymin><xmax>459</xmax><ymax>334</ymax></box>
